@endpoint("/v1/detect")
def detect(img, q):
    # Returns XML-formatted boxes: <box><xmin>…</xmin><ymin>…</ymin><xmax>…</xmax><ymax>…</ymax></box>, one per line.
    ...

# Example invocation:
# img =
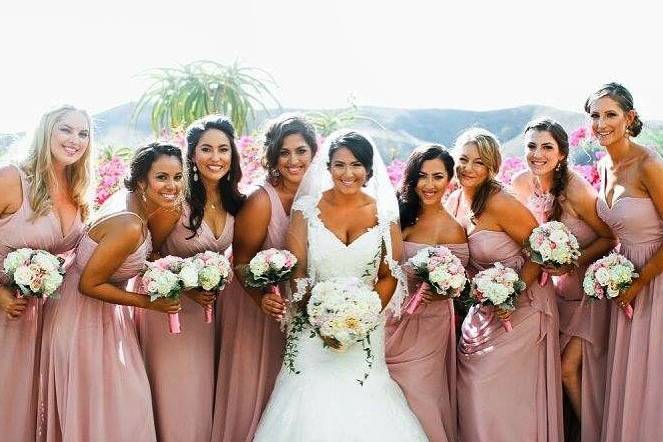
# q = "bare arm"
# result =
<box><xmin>374</xmin><ymin>223</ymin><xmax>403</xmax><ymax>309</ymax></box>
<box><xmin>78</xmin><ymin>216</ymin><xmax>180</xmax><ymax>313</ymax></box>
<box><xmin>232</xmin><ymin>189</ymin><xmax>272</xmax><ymax>306</ymax></box>
<box><xmin>147</xmin><ymin>205</ymin><xmax>182</xmax><ymax>254</ymax></box>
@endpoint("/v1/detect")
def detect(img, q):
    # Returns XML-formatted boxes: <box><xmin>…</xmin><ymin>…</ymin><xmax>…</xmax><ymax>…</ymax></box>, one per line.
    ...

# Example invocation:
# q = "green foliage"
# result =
<box><xmin>98</xmin><ymin>144</ymin><xmax>134</xmax><ymax>162</ymax></box>
<box><xmin>639</xmin><ymin>128</ymin><xmax>663</xmax><ymax>156</ymax></box>
<box><xmin>133</xmin><ymin>60</ymin><xmax>279</xmax><ymax>135</ymax></box>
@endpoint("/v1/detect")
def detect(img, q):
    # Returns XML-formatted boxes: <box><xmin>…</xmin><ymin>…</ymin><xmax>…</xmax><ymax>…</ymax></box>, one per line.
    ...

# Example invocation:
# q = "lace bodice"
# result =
<box><xmin>296</xmin><ymin>196</ymin><xmax>383</xmax><ymax>287</ymax></box>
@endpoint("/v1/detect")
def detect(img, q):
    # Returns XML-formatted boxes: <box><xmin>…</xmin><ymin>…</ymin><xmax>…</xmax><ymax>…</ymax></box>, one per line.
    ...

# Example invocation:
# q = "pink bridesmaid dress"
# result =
<box><xmin>136</xmin><ymin>203</ymin><xmax>233</xmax><ymax>442</ymax></box>
<box><xmin>597</xmin><ymin>185</ymin><xmax>663</xmax><ymax>440</ymax></box>
<box><xmin>211</xmin><ymin>182</ymin><xmax>287</xmax><ymax>442</ymax></box>
<box><xmin>386</xmin><ymin>241</ymin><xmax>469</xmax><ymax>442</ymax></box>
<box><xmin>0</xmin><ymin>166</ymin><xmax>84</xmax><ymax>442</ymax></box>
<box><xmin>528</xmin><ymin>196</ymin><xmax>611</xmax><ymax>441</ymax></box>
<box><xmin>38</xmin><ymin>212</ymin><xmax>156</xmax><ymax>442</ymax></box>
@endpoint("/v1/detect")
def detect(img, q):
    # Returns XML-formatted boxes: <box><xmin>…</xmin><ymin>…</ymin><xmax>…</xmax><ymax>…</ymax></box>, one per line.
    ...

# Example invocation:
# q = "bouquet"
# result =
<box><xmin>3</xmin><ymin>248</ymin><xmax>65</xmax><ymax>298</ymax></box>
<box><xmin>141</xmin><ymin>256</ymin><xmax>186</xmax><ymax>334</ymax></box>
<box><xmin>469</xmin><ymin>263</ymin><xmax>526</xmax><ymax>332</ymax></box>
<box><xmin>245</xmin><ymin>248</ymin><xmax>297</xmax><ymax>297</ymax></box>
<box><xmin>583</xmin><ymin>253</ymin><xmax>638</xmax><ymax>319</ymax></box>
<box><xmin>180</xmin><ymin>251</ymin><xmax>233</xmax><ymax>323</ymax></box>
<box><xmin>526</xmin><ymin>221</ymin><xmax>582</xmax><ymax>286</ymax></box>
<box><xmin>404</xmin><ymin>246</ymin><xmax>468</xmax><ymax>314</ymax></box>
<box><xmin>307</xmin><ymin>277</ymin><xmax>382</xmax><ymax>352</ymax></box>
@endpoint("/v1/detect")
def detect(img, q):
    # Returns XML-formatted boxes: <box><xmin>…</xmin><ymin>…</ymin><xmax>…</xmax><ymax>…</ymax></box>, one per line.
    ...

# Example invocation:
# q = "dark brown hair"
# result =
<box><xmin>584</xmin><ymin>82</ymin><xmax>643</xmax><ymax>136</ymax></box>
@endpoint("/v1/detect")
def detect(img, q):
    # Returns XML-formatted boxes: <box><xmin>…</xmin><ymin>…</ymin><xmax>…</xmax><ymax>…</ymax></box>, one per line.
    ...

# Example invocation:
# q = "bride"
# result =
<box><xmin>253</xmin><ymin>130</ymin><xmax>428</xmax><ymax>441</ymax></box>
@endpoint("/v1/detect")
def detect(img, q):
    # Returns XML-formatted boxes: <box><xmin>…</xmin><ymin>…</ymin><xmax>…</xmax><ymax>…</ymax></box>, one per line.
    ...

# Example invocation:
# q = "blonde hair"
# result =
<box><xmin>21</xmin><ymin>105</ymin><xmax>93</xmax><ymax>221</ymax></box>
<box><xmin>454</xmin><ymin>128</ymin><xmax>503</xmax><ymax>221</ymax></box>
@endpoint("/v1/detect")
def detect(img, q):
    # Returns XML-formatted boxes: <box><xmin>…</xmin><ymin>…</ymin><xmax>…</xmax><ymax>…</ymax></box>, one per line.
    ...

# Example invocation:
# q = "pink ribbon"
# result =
<box><xmin>404</xmin><ymin>281</ymin><xmax>429</xmax><ymax>315</ymax></box>
<box><xmin>168</xmin><ymin>312</ymin><xmax>181</xmax><ymax>334</ymax></box>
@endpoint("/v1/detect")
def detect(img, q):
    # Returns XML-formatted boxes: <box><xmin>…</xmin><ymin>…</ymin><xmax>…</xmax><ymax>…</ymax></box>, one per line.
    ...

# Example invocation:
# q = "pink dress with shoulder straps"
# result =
<box><xmin>37</xmin><ymin>212</ymin><xmax>156</xmax><ymax>442</ymax></box>
<box><xmin>211</xmin><ymin>182</ymin><xmax>287</xmax><ymax>442</ymax></box>
<box><xmin>136</xmin><ymin>203</ymin><xmax>234</xmax><ymax>442</ymax></box>
<box><xmin>0</xmin><ymin>165</ymin><xmax>84</xmax><ymax>442</ymax></box>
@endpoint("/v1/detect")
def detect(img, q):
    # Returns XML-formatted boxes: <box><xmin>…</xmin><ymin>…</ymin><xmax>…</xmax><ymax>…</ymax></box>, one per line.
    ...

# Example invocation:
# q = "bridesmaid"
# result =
<box><xmin>0</xmin><ymin>105</ymin><xmax>91</xmax><ymax>442</ymax></box>
<box><xmin>448</xmin><ymin>128</ymin><xmax>563</xmax><ymax>442</ymax></box>
<box><xmin>38</xmin><ymin>142</ymin><xmax>183</xmax><ymax>442</ymax></box>
<box><xmin>137</xmin><ymin>115</ymin><xmax>244</xmax><ymax>442</ymax></box>
<box><xmin>385</xmin><ymin>144</ymin><xmax>467</xmax><ymax>442</ymax></box>
<box><xmin>212</xmin><ymin>114</ymin><xmax>318</xmax><ymax>441</ymax></box>
<box><xmin>511</xmin><ymin>118</ymin><xmax>616</xmax><ymax>441</ymax></box>
<box><xmin>586</xmin><ymin>83</ymin><xmax>663</xmax><ymax>441</ymax></box>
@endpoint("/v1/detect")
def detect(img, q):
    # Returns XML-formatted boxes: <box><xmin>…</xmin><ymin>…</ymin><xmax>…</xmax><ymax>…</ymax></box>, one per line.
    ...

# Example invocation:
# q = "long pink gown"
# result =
<box><xmin>0</xmin><ymin>166</ymin><xmax>83</xmax><ymax>442</ymax></box>
<box><xmin>211</xmin><ymin>182</ymin><xmax>287</xmax><ymax>442</ymax></box>
<box><xmin>0</xmin><ymin>168</ymin><xmax>83</xmax><ymax>441</ymax></box>
<box><xmin>385</xmin><ymin>241</ymin><xmax>469</xmax><ymax>442</ymax></box>
<box><xmin>528</xmin><ymin>197</ymin><xmax>611</xmax><ymax>441</ymax></box>
<box><xmin>455</xmin><ymin>229</ymin><xmax>563</xmax><ymax>442</ymax></box>
<box><xmin>597</xmin><ymin>193</ymin><xmax>663</xmax><ymax>440</ymax></box>
<box><xmin>38</xmin><ymin>212</ymin><xmax>156</xmax><ymax>442</ymax></box>
<box><xmin>136</xmin><ymin>204</ymin><xmax>233</xmax><ymax>442</ymax></box>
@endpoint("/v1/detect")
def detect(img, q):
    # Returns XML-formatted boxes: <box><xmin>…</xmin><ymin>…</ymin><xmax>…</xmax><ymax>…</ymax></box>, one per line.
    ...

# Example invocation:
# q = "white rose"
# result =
<box><xmin>268</xmin><ymin>253</ymin><xmax>286</xmax><ymax>270</ymax></box>
<box><xmin>13</xmin><ymin>265</ymin><xmax>33</xmax><ymax>286</ymax></box>
<box><xmin>249</xmin><ymin>258</ymin><xmax>269</xmax><ymax>276</ymax></box>
<box><xmin>43</xmin><ymin>272</ymin><xmax>63</xmax><ymax>295</ymax></box>
<box><xmin>179</xmin><ymin>263</ymin><xmax>200</xmax><ymax>288</ymax></box>
<box><xmin>549</xmin><ymin>229</ymin><xmax>568</xmax><ymax>244</ymax></box>
<box><xmin>595</xmin><ymin>267</ymin><xmax>611</xmax><ymax>286</ymax></box>
<box><xmin>32</xmin><ymin>252</ymin><xmax>61</xmax><ymax>272</ymax></box>
<box><xmin>200</xmin><ymin>267</ymin><xmax>221</xmax><ymax>291</ymax></box>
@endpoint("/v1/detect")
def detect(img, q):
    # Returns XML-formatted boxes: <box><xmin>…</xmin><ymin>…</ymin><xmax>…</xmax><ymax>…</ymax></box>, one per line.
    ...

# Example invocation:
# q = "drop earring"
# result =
<box><xmin>141</xmin><ymin>190</ymin><xmax>147</xmax><ymax>203</ymax></box>
<box><xmin>193</xmin><ymin>164</ymin><xmax>199</xmax><ymax>182</ymax></box>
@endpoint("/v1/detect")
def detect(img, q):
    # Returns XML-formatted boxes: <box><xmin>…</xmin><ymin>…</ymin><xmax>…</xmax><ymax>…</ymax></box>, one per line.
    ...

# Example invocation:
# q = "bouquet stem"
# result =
<box><xmin>204</xmin><ymin>305</ymin><xmax>213</xmax><ymax>324</ymax></box>
<box><xmin>168</xmin><ymin>312</ymin><xmax>181</xmax><ymax>334</ymax></box>
<box><xmin>539</xmin><ymin>271</ymin><xmax>549</xmax><ymax>287</ymax></box>
<box><xmin>405</xmin><ymin>282</ymin><xmax>428</xmax><ymax>315</ymax></box>
<box><xmin>622</xmin><ymin>303</ymin><xmax>634</xmax><ymax>320</ymax></box>
<box><xmin>502</xmin><ymin>319</ymin><xmax>513</xmax><ymax>333</ymax></box>
<box><xmin>270</xmin><ymin>284</ymin><xmax>282</xmax><ymax>299</ymax></box>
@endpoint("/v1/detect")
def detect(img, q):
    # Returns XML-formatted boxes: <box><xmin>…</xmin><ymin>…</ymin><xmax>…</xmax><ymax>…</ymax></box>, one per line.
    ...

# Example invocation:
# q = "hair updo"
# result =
<box><xmin>262</xmin><ymin>113</ymin><xmax>318</xmax><ymax>183</ymax></box>
<box><xmin>124</xmin><ymin>142</ymin><xmax>182</xmax><ymax>191</ymax></box>
<box><xmin>584</xmin><ymin>82</ymin><xmax>643</xmax><ymax>136</ymax></box>
<box><xmin>327</xmin><ymin>130</ymin><xmax>375</xmax><ymax>182</ymax></box>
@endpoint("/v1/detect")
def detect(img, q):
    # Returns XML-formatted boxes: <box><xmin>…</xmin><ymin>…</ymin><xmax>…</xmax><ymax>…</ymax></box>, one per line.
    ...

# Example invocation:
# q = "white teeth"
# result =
<box><xmin>207</xmin><ymin>165</ymin><xmax>223</xmax><ymax>171</ymax></box>
<box><xmin>161</xmin><ymin>194</ymin><xmax>176</xmax><ymax>200</ymax></box>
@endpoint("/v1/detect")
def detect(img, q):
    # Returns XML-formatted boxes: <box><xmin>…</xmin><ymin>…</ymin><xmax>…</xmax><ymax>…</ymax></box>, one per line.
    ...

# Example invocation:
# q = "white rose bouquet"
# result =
<box><xmin>469</xmin><ymin>263</ymin><xmax>526</xmax><ymax>332</ymax></box>
<box><xmin>245</xmin><ymin>248</ymin><xmax>297</xmax><ymax>298</ymax></box>
<box><xmin>583</xmin><ymin>252</ymin><xmax>637</xmax><ymax>319</ymax></box>
<box><xmin>3</xmin><ymin>248</ymin><xmax>65</xmax><ymax>298</ymax></box>
<box><xmin>182</xmin><ymin>251</ymin><xmax>233</xmax><ymax>323</ymax></box>
<box><xmin>526</xmin><ymin>221</ymin><xmax>582</xmax><ymax>286</ymax></box>
<box><xmin>404</xmin><ymin>245</ymin><xmax>468</xmax><ymax>314</ymax></box>
<box><xmin>141</xmin><ymin>255</ymin><xmax>186</xmax><ymax>334</ymax></box>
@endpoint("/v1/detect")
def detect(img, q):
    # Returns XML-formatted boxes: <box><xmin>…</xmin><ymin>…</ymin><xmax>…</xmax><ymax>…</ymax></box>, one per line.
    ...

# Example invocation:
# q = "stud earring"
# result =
<box><xmin>193</xmin><ymin>164</ymin><xmax>199</xmax><ymax>182</ymax></box>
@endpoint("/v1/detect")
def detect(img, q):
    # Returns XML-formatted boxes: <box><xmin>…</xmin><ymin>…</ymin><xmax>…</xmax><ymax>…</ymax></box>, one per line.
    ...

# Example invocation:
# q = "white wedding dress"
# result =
<box><xmin>253</xmin><ymin>197</ymin><xmax>428</xmax><ymax>442</ymax></box>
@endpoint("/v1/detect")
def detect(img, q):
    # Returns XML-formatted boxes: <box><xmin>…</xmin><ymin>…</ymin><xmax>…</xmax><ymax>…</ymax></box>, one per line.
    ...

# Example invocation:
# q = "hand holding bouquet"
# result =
<box><xmin>583</xmin><ymin>253</ymin><xmax>638</xmax><ymax>319</ymax></box>
<box><xmin>404</xmin><ymin>246</ymin><xmax>468</xmax><ymax>314</ymax></box>
<box><xmin>245</xmin><ymin>248</ymin><xmax>297</xmax><ymax>298</ymax></box>
<box><xmin>307</xmin><ymin>277</ymin><xmax>382</xmax><ymax>352</ymax></box>
<box><xmin>180</xmin><ymin>251</ymin><xmax>232</xmax><ymax>323</ymax></box>
<box><xmin>526</xmin><ymin>221</ymin><xmax>581</xmax><ymax>285</ymax></box>
<box><xmin>3</xmin><ymin>248</ymin><xmax>65</xmax><ymax>298</ymax></box>
<box><xmin>141</xmin><ymin>256</ymin><xmax>186</xmax><ymax>334</ymax></box>
<box><xmin>469</xmin><ymin>263</ymin><xmax>526</xmax><ymax>332</ymax></box>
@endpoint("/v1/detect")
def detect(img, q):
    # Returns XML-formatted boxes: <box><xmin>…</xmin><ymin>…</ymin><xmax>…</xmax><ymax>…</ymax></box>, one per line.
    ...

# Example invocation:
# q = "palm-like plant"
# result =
<box><xmin>133</xmin><ymin>60</ymin><xmax>279</xmax><ymax>135</ymax></box>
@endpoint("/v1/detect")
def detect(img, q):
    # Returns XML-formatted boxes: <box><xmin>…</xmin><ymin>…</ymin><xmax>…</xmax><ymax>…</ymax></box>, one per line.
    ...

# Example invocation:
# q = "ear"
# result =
<box><xmin>626</xmin><ymin>109</ymin><xmax>637</xmax><ymax>126</ymax></box>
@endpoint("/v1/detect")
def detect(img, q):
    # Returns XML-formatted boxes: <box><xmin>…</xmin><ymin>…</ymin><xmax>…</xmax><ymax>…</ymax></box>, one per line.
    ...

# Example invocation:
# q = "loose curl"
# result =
<box><xmin>21</xmin><ymin>105</ymin><xmax>93</xmax><ymax>221</ymax></box>
<box><xmin>454</xmin><ymin>128</ymin><xmax>502</xmax><ymax>222</ymax></box>
<box><xmin>262</xmin><ymin>113</ymin><xmax>318</xmax><ymax>185</ymax></box>
<box><xmin>584</xmin><ymin>82</ymin><xmax>643</xmax><ymax>136</ymax></box>
<box><xmin>124</xmin><ymin>142</ymin><xmax>183</xmax><ymax>191</ymax></box>
<box><xmin>184</xmin><ymin>115</ymin><xmax>245</xmax><ymax>238</ymax></box>
<box><xmin>397</xmin><ymin>144</ymin><xmax>454</xmax><ymax>227</ymax></box>
<box><xmin>524</xmin><ymin>118</ymin><xmax>570</xmax><ymax>221</ymax></box>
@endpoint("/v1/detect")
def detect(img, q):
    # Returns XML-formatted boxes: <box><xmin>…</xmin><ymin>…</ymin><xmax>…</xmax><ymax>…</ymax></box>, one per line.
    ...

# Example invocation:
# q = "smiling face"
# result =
<box><xmin>456</xmin><ymin>142</ymin><xmax>490</xmax><ymax>190</ymax></box>
<box><xmin>329</xmin><ymin>147</ymin><xmax>368</xmax><ymax>195</ymax></box>
<box><xmin>588</xmin><ymin>96</ymin><xmax>635</xmax><ymax>146</ymax></box>
<box><xmin>525</xmin><ymin>130</ymin><xmax>565</xmax><ymax>177</ymax></box>
<box><xmin>49</xmin><ymin>110</ymin><xmax>90</xmax><ymax>167</ymax></box>
<box><xmin>140</xmin><ymin>154</ymin><xmax>184</xmax><ymax>209</ymax></box>
<box><xmin>415</xmin><ymin>158</ymin><xmax>450</xmax><ymax>206</ymax></box>
<box><xmin>193</xmin><ymin>128</ymin><xmax>232</xmax><ymax>184</ymax></box>
<box><xmin>277</xmin><ymin>133</ymin><xmax>314</xmax><ymax>185</ymax></box>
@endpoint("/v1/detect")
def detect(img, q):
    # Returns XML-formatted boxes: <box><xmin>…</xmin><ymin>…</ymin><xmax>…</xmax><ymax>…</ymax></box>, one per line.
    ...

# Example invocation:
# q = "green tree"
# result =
<box><xmin>133</xmin><ymin>60</ymin><xmax>279</xmax><ymax>135</ymax></box>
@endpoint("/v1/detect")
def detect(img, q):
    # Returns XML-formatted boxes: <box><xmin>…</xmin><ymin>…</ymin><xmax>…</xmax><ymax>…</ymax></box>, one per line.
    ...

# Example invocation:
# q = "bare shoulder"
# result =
<box><xmin>443</xmin><ymin>216</ymin><xmax>468</xmax><ymax>244</ymax></box>
<box><xmin>241</xmin><ymin>187</ymin><xmax>271</xmax><ymax>215</ymax></box>
<box><xmin>565</xmin><ymin>169</ymin><xmax>597</xmax><ymax>201</ymax></box>
<box><xmin>91</xmin><ymin>213</ymin><xmax>144</xmax><ymax>245</ymax></box>
<box><xmin>0</xmin><ymin>164</ymin><xmax>23</xmax><ymax>212</ymax></box>
<box><xmin>510</xmin><ymin>169</ymin><xmax>532</xmax><ymax>191</ymax></box>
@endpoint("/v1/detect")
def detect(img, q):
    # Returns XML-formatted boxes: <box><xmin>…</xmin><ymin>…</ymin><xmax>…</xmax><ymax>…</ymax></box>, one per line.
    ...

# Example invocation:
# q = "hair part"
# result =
<box><xmin>454</xmin><ymin>128</ymin><xmax>502</xmax><ymax>222</ymax></box>
<box><xmin>398</xmin><ymin>144</ymin><xmax>454</xmax><ymax>227</ymax></box>
<box><xmin>524</xmin><ymin>117</ymin><xmax>570</xmax><ymax>221</ymax></box>
<box><xmin>184</xmin><ymin>114</ymin><xmax>246</xmax><ymax>238</ymax></box>
<box><xmin>262</xmin><ymin>113</ymin><xmax>318</xmax><ymax>185</ymax></box>
<box><xmin>124</xmin><ymin>142</ymin><xmax>183</xmax><ymax>192</ymax></box>
<box><xmin>327</xmin><ymin>130</ymin><xmax>375</xmax><ymax>183</ymax></box>
<box><xmin>21</xmin><ymin>105</ymin><xmax>93</xmax><ymax>221</ymax></box>
<box><xmin>584</xmin><ymin>82</ymin><xmax>643</xmax><ymax>136</ymax></box>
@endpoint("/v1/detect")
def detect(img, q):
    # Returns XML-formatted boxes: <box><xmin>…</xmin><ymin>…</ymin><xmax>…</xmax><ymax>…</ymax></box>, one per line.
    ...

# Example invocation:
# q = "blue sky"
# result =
<box><xmin>2</xmin><ymin>0</ymin><xmax>661</xmax><ymax>132</ymax></box>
